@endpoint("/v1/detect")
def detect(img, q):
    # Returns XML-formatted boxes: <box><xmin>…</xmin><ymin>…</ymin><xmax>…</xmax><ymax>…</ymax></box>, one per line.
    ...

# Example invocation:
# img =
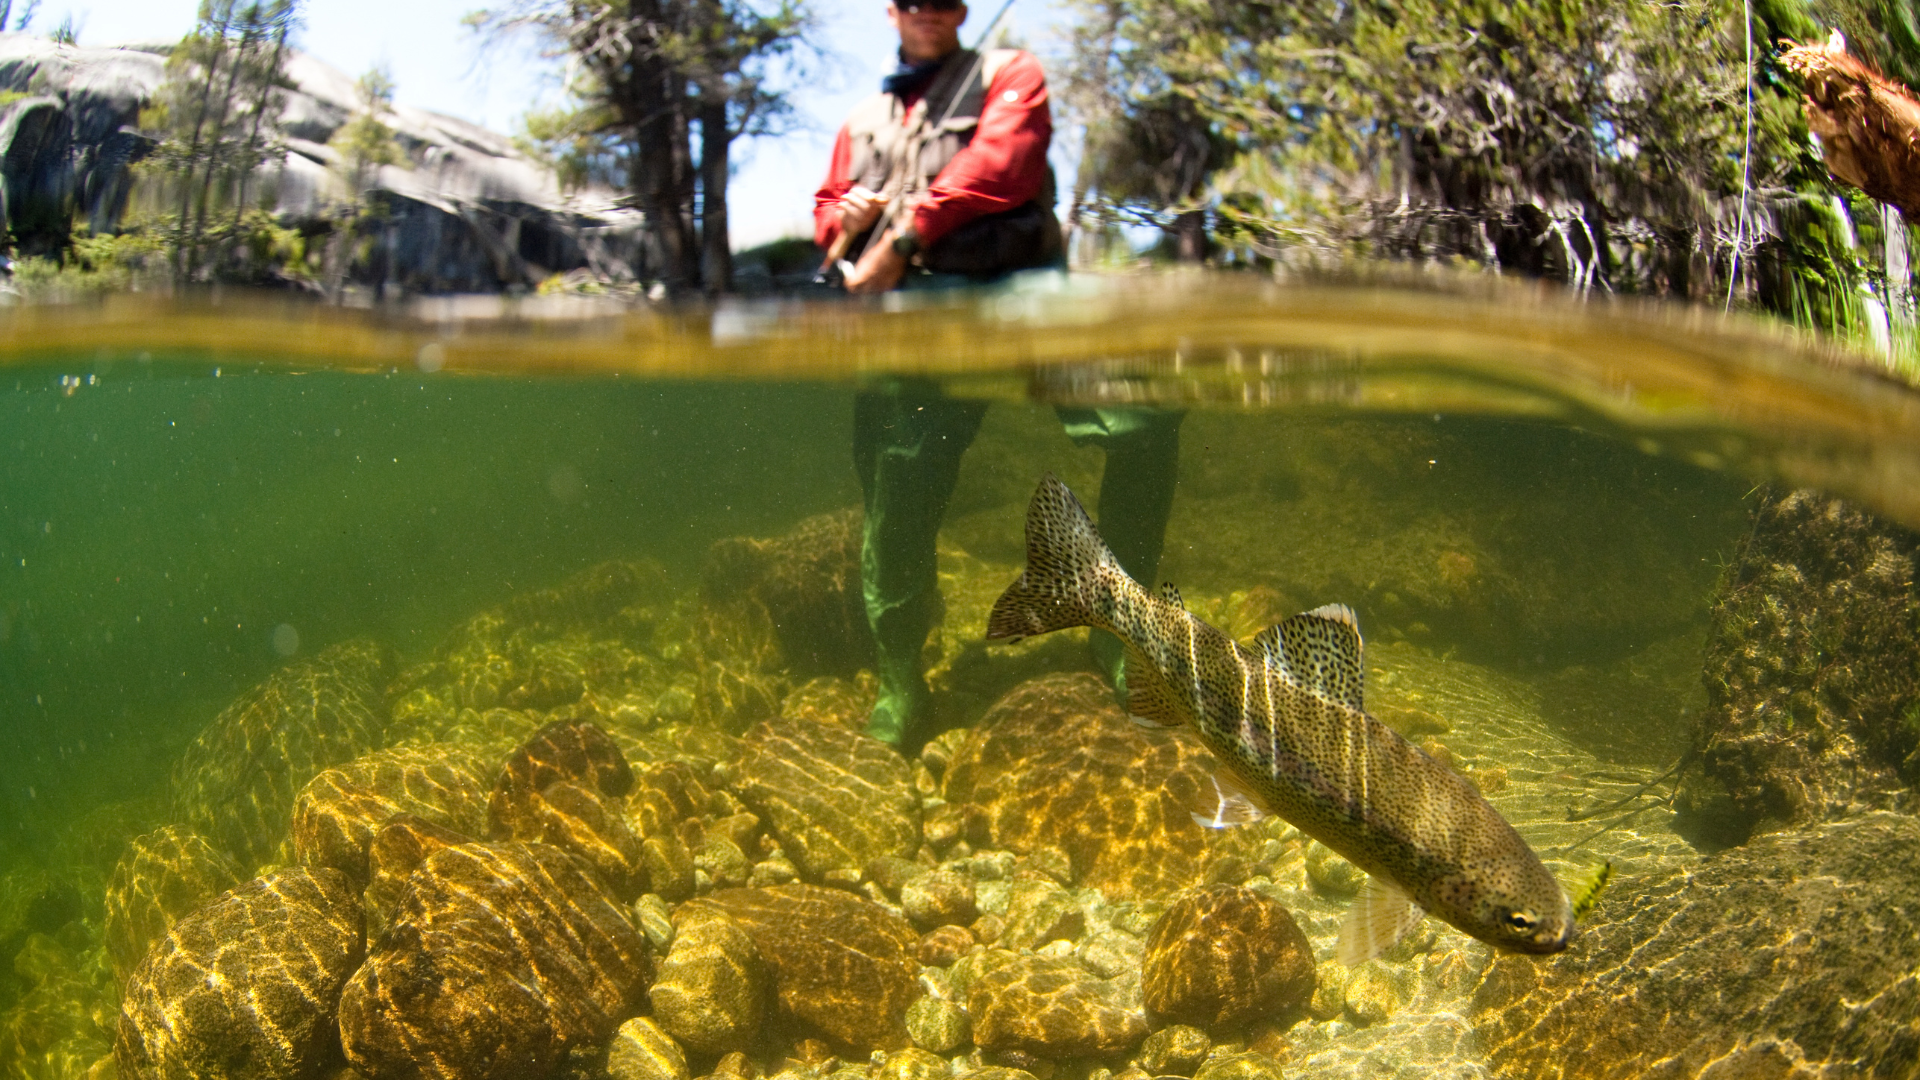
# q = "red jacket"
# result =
<box><xmin>814</xmin><ymin>50</ymin><xmax>1052</xmax><ymax>251</ymax></box>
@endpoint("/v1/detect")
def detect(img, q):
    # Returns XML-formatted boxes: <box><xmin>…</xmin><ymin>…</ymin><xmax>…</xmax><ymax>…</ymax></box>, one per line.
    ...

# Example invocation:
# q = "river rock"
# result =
<box><xmin>1191</xmin><ymin>1052</ymin><xmax>1283</xmax><ymax>1080</ymax></box>
<box><xmin>1137</xmin><ymin>1025</ymin><xmax>1211</xmax><ymax>1076</ymax></box>
<box><xmin>1475</xmin><ymin>811</ymin><xmax>1920</xmax><ymax>1079</ymax></box>
<box><xmin>728</xmin><ymin>717</ymin><xmax>921</xmax><ymax>881</ymax></box>
<box><xmin>169</xmin><ymin>640</ymin><xmax>392</xmax><ymax>869</ymax></box>
<box><xmin>290</xmin><ymin>744</ymin><xmax>489</xmax><ymax>886</ymax></box>
<box><xmin>941</xmin><ymin>673</ymin><xmax>1222</xmax><ymax>899</ymax></box>
<box><xmin>1676</xmin><ymin>487</ymin><xmax>1920</xmax><ymax>847</ymax></box>
<box><xmin>608</xmin><ymin>1017</ymin><xmax>691</xmax><ymax>1080</ymax></box>
<box><xmin>906</xmin><ymin>997</ymin><xmax>971</xmax><ymax>1054</ymax></box>
<box><xmin>968</xmin><ymin>954</ymin><xmax>1147</xmax><ymax>1060</ymax></box>
<box><xmin>102</xmin><ymin>825</ymin><xmax>244</xmax><ymax>985</ymax></box>
<box><xmin>901</xmin><ymin>870</ymin><xmax>977</xmax><ymax>929</ymax></box>
<box><xmin>649</xmin><ymin>906</ymin><xmax>768</xmax><ymax>1055</ymax></box>
<box><xmin>917</xmin><ymin>923</ymin><xmax>976</xmax><ymax>967</ymax></box>
<box><xmin>687</xmin><ymin>884</ymin><xmax>920</xmax><ymax>1053</ymax></box>
<box><xmin>360</xmin><ymin>813</ymin><xmax>475</xmax><ymax>940</ymax></box>
<box><xmin>115</xmin><ymin>866</ymin><xmax>365</xmax><ymax>1080</ymax></box>
<box><xmin>1142</xmin><ymin>884</ymin><xmax>1315</xmax><ymax>1031</ymax></box>
<box><xmin>490</xmin><ymin>720</ymin><xmax>647</xmax><ymax>899</ymax></box>
<box><xmin>879</xmin><ymin>1047</ymin><xmax>953</xmax><ymax>1080</ymax></box>
<box><xmin>339</xmin><ymin>841</ymin><xmax>653</xmax><ymax>1080</ymax></box>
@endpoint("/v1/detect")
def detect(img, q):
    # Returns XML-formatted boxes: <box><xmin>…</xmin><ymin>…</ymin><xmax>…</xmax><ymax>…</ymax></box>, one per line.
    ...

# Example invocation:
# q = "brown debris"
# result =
<box><xmin>1783</xmin><ymin>37</ymin><xmax>1920</xmax><ymax>216</ymax></box>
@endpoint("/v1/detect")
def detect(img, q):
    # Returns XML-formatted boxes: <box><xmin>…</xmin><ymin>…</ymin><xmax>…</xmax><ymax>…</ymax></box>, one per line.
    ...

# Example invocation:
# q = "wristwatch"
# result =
<box><xmin>890</xmin><ymin>228</ymin><xmax>923</xmax><ymax>260</ymax></box>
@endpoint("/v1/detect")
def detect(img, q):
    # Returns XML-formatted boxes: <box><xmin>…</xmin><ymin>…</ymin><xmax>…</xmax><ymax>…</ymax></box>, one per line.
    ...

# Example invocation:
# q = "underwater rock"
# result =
<box><xmin>361</xmin><ymin>813</ymin><xmax>474</xmax><ymax>941</ymax></box>
<box><xmin>1474</xmin><ymin>811</ymin><xmax>1920</xmax><ymax>1079</ymax></box>
<box><xmin>1141</xmin><ymin>885</ymin><xmax>1315</xmax><ymax>1031</ymax></box>
<box><xmin>490</xmin><ymin>720</ymin><xmax>647</xmax><ymax>898</ymax></box>
<box><xmin>339</xmin><ymin>840</ymin><xmax>652</xmax><ymax>1080</ymax></box>
<box><xmin>1677</xmin><ymin>488</ymin><xmax>1920</xmax><ymax>847</ymax></box>
<box><xmin>1190</xmin><ymin>1051</ymin><xmax>1284</xmax><ymax>1080</ymax></box>
<box><xmin>968</xmin><ymin>953</ymin><xmax>1147</xmax><ymax>1060</ymax></box>
<box><xmin>649</xmin><ymin>906</ymin><xmax>769</xmax><ymax>1056</ymax></box>
<box><xmin>728</xmin><ymin>717</ymin><xmax>921</xmax><ymax>882</ymax></box>
<box><xmin>878</xmin><ymin>1047</ymin><xmax>953</xmax><ymax>1080</ymax></box>
<box><xmin>102</xmin><ymin>824</ymin><xmax>244</xmax><ymax>986</ymax></box>
<box><xmin>115</xmin><ymin>866</ymin><xmax>365</xmax><ymax>1080</ymax></box>
<box><xmin>1136</xmin><ymin>1025</ymin><xmax>1211</xmax><ymax>1076</ymax></box>
<box><xmin>170</xmin><ymin>640</ymin><xmax>392</xmax><ymax>869</ymax></box>
<box><xmin>686</xmin><ymin>884</ymin><xmax>920</xmax><ymax>1053</ymax></box>
<box><xmin>917</xmin><ymin>923</ymin><xmax>976</xmax><ymax>966</ymax></box>
<box><xmin>905</xmin><ymin>997</ymin><xmax>971</xmax><ymax>1054</ymax></box>
<box><xmin>941</xmin><ymin>673</ymin><xmax>1221</xmax><ymax>899</ymax></box>
<box><xmin>997</xmin><ymin>879</ymin><xmax>1086</xmax><ymax>951</ymax></box>
<box><xmin>608</xmin><ymin>1017</ymin><xmax>691</xmax><ymax>1080</ymax></box>
<box><xmin>290</xmin><ymin>744</ymin><xmax>490</xmax><ymax>886</ymax></box>
<box><xmin>901</xmin><ymin>870</ymin><xmax>977</xmax><ymax>929</ymax></box>
<box><xmin>1</xmin><ymin>929</ymin><xmax>117</xmax><ymax>1080</ymax></box>
<box><xmin>781</xmin><ymin>674</ymin><xmax>879</xmax><ymax>731</ymax></box>
<box><xmin>698</xmin><ymin>508</ymin><xmax>871</xmax><ymax>679</ymax></box>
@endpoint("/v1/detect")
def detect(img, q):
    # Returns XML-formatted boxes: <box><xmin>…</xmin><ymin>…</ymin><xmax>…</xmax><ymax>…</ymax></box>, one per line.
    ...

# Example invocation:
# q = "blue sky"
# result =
<box><xmin>46</xmin><ymin>0</ymin><xmax>1071</xmax><ymax>247</ymax></box>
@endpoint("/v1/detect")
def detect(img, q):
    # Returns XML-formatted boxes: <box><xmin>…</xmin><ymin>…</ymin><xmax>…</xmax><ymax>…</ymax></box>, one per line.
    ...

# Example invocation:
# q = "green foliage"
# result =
<box><xmin>9</xmin><ymin>228</ymin><xmax>165</xmax><ymax>295</ymax></box>
<box><xmin>329</xmin><ymin>66</ymin><xmax>405</xmax><ymax>203</ymax></box>
<box><xmin>514</xmin><ymin>101</ymin><xmax>626</xmax><ymax>192</ymax></box>
<box><xmin>139</xmin><ymin>0</ymin><xmax>301</xmax><ymax>283</ymax></box>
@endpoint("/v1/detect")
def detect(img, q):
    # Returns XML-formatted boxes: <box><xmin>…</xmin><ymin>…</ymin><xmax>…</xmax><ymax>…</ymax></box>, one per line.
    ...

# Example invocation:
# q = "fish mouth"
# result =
<box><xmin>1513</xmin><ymin>924</ymin><xmax>1574</xmax><ymax>955</ymax></box>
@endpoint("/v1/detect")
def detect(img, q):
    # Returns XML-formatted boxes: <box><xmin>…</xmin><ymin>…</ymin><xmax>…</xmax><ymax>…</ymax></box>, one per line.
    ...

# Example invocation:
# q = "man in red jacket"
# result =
<box><xmin>815</xmin><ymin>0</ymin><xmax>1061</xmax><ymax>292</ymax></box>
<box><xmin>817</xmin><ymin>3</ymin><xmax>1178</xmax><ymax>753</ymax></box>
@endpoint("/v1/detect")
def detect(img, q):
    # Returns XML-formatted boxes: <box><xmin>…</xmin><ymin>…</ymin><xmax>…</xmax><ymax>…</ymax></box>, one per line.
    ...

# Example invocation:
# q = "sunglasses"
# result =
<box><xmin>897</xmin><ymin>0</ymin><xmax>963</xmax><ymax>12</ymax></box>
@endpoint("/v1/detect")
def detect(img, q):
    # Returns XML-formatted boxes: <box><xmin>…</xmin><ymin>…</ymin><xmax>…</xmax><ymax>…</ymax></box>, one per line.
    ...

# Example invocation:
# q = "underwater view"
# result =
<box><xmin>2</xmin><ymin>276</ymin><xmax>1919</xmax><ymax>1080</ymax></box>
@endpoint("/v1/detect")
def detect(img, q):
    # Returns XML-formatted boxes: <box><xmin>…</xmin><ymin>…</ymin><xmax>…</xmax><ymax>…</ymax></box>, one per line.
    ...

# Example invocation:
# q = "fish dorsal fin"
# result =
<box><xmin>1122</xmin><ymin>639</ymin><xmax>1186</xmax><ymax>727</ymax></box>
<box><xmin>1190</xmin><ymin>771</ymin><xmax>1268</xmax><ymax>829</ymax></box>
<box><xmin>1253</xmin><ymin>604</ymin><xmax>1365</xmax><ymax>711</ymax></box>
<box><xmin>1159</xmin><ymin>582</ymin><xmax>1184</xmax><ymax>606</ymax></box>
<box><xmin>1336</xmin><ymin>873</ymin><xmax>1426</xmax><ymax>966</ymax></box>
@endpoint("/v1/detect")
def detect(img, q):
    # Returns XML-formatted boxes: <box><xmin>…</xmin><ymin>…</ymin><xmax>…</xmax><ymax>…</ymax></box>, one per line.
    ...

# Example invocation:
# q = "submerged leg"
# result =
<box><xmin>1056</xmin><ymin>407</ymin><xmax>1184</xmax><ymax>699</ymax></box>
<box><xmin>855</xmin><ymin>382</ymin><xmax>988</xmax><ymax>749</ymax></box>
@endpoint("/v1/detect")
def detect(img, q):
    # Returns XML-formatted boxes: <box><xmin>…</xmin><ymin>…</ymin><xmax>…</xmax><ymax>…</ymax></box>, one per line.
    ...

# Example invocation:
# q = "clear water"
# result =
<box><xmin>2</xmin><ymin>274</ymin><xmax>1916</xmax><ymax>1080</ymax></box>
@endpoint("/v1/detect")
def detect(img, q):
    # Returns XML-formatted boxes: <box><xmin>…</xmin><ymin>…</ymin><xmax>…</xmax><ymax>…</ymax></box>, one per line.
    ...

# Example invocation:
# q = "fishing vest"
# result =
<box><xmin>841</xmin><ymin>48</ymin><xmax>1061</xmax><ymax>276</ymax></box>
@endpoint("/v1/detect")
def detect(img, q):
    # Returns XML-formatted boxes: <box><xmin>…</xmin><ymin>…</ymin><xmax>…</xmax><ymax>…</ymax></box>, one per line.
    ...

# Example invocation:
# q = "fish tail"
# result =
<box><xmin>987</xmin><ymin>474</ymin><xmax>1126</xmax><ymax>640</ymax></box>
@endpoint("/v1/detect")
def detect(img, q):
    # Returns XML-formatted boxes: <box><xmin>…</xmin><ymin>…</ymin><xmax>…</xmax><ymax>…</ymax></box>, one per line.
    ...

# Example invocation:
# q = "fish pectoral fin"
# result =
<box><xmin>1122</xmin><ymin>639</ymin><xmax>1186</xmax><ymax>727</ymax></box>
<box><xmin>1190</xmin><ymin>772</ymin><xmax>1268</xmax><ymax>829</ymax></box>
<box><xmin>1335</xmin><ymin>874</ymin><xmax>1426</xmax><ymax>967</ymax></box>
<box><xmin>1254</xmin><ymin>604</ymin><xmax>1366</xmax><ymax>712</ymax></box>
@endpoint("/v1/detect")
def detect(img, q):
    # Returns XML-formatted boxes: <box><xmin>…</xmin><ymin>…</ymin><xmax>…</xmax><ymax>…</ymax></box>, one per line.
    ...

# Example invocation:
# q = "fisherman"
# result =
<box><xmin>814</xmin><ymin>0</ymin><xmax>1183</xmax><ymax>751</ymax></box>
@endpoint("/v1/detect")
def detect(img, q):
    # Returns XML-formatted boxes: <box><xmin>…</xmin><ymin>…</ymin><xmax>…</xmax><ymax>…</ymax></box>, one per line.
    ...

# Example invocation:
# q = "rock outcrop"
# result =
<box><xmin>0</xmin><ymin>33</ymin><xmax>646</xmax><ymax>289</ymax></box>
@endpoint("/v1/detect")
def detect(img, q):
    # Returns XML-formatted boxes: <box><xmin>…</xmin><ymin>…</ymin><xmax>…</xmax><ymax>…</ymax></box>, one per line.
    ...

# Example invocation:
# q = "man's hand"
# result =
<box><xmin>843</xmin><ymin>230</ymin><xmax>909</xmax><ymax>294</ymax></box>
<box><xmin>837</xmin><ymin>186</ymin><xmax>889</xmax><ymax>237</ymax></box>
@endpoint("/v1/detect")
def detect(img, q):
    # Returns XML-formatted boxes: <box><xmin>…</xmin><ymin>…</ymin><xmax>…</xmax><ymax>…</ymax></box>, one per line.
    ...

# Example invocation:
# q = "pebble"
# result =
<box><xmin>1191</xmin><ymin>1052</ymin><xmax>1284</xmax><ymax>1080</ymax></box>
<box><xmin>649</xmin><ymin>908</ymin><xmax>767</xmax><ymax>1055</ymax></box>
<box><xmin>608</xmin><ymin>1018</ymin><xmax>691</xmax><ymax>1080</ymax></box>
<box><xmin>880</xmin><ymin>1047</ymin><xmax>955</xmax><ymax>1080</ymax></box>
<box><xmin>1343</xmin><ymin>962</ymin><xmax>1403</xmax><ymax>1026</ymax></box>
<box><xmin>918</xmin><ymin>924</ymin><xmax>977</xmax><ymax>967</ymax></box>
<box><xmin>903</xmin><ymin>871</ymin><xmax>979</xmax><ymax>928</ymax></box>
<box><xmin>907</xmin><ymin>998</ymin><xmax>972</xmax><ymax>1054</ymax></box>
<box><xmin>1304</xmin><ymin>843</ymin><xmax>1363</xmax><ymax>896</ymax></box>
<box><xmin>1137</xmin><ymin>1025</ymin><xmax>1211</xmax><ymax>1076</ymax></box>
<box><xmin>633</xmin><ymin>894</ymin><xmax>676</xmax><ymax>953</ymax></box>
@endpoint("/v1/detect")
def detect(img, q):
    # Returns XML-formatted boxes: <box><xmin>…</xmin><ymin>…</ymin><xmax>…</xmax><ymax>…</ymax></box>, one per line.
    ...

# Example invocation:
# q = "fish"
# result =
<box><xmin>985</xmin><ymin>474</ymin><xmax>1574</xmax><ymax>964</ymax></box>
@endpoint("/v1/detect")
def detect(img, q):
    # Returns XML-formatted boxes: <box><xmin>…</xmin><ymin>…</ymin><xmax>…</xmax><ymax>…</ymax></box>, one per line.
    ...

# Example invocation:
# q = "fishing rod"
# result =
<box><xmin>816</xmin><ymin>0</ymin><xmax>1020</xmax><ymax>285</ymax></box>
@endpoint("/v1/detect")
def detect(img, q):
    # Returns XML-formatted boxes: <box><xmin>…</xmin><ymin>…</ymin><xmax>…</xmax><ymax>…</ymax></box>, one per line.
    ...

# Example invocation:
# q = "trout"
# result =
<box><xmin>986</xmin><ymin>475</ymin><xmax>1573</xmax><ymax>963</ymax></box>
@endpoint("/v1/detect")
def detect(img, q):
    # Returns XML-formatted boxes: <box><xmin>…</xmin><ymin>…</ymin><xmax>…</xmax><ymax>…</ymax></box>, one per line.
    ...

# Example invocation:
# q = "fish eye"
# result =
<box><xmin>1503</xmin><ymin>910</ymin><xmax>1537</xmax><ymax>934</ymax></box>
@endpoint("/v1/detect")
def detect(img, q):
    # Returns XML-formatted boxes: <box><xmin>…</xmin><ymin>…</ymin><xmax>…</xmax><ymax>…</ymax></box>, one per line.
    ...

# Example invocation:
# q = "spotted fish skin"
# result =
<box><xmin>987</xmin><ymin>474</ymin><xmax>1573</xmax><ymax>961</ymax></box>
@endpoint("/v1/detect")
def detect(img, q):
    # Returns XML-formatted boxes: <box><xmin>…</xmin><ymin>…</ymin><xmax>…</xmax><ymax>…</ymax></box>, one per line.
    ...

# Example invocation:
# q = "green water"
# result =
<box><xmin>2</xmin><ymin>276</ymin><xmax>1917</xmax><ymax>1080</ymax></box>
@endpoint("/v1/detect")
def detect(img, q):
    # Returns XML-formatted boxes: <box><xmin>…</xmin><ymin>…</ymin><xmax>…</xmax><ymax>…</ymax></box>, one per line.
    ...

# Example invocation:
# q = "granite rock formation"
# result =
<box><xmin>728</xmin><ymin>717</ymin><xmax>921</xmax><ymax>881</ymax></box>
<box><xmin>966</xmin><ymin>953</ymin><xmax>1147</xmax><ymax>1061</ymax></box>
<box><xmin>102</xmin><ymin>825</ymin><xmax>244</xmax><ymax>986</ymax></box>
<box><xmin>0</xmin><ymin>35</ymin><xmax>649</xmax><ymax>289</ymax></box>
<box><xmin>115</xmin><ymin>867</ymin><xmax>366</xmax><ymax>1080</ymax></box>
<box><xmin>1676</xmin><ymin>487</ymin><xmax>1920</xmax><ymax>847</ymax></box>
<box><xmin>1474</xmin><ymin>811</ymin><xmax>1920</xmax><ymax>1079</ymax></box>
<box><xmin>687</xmin><ymin>885</ymin><xmax>920</xmax><ymax>1053</ymax></box>
<box><xmin>941</xmin><ymin>673</ymin><xmax>1222</xmax><ymax>898</ymax></box>
<box><xmin>291</xmin><ymin>744</ymin><xmax>489</xmax><ymax>886</ymax></box>
<box><xmin>1141</xmin><ymin>885</ymin><xmax>1316</xmax><ymax>1031</ymax></box>
<box><xmin>339</xmin><ymin>841</ymin><xmax>653</xmax><ymax>1080</ymax></box>
<box><xmin>170</xmin><ymin>640</ymin><xmax>393</xmax><ymax>870</ymax></box>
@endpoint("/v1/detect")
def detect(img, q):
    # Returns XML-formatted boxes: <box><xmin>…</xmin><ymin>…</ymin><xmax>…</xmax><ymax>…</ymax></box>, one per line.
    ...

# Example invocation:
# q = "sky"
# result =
<box><xmin>46</xmin><ymin>0</ymin><xmax>1071</xmax><ymax>248</ymax></box>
